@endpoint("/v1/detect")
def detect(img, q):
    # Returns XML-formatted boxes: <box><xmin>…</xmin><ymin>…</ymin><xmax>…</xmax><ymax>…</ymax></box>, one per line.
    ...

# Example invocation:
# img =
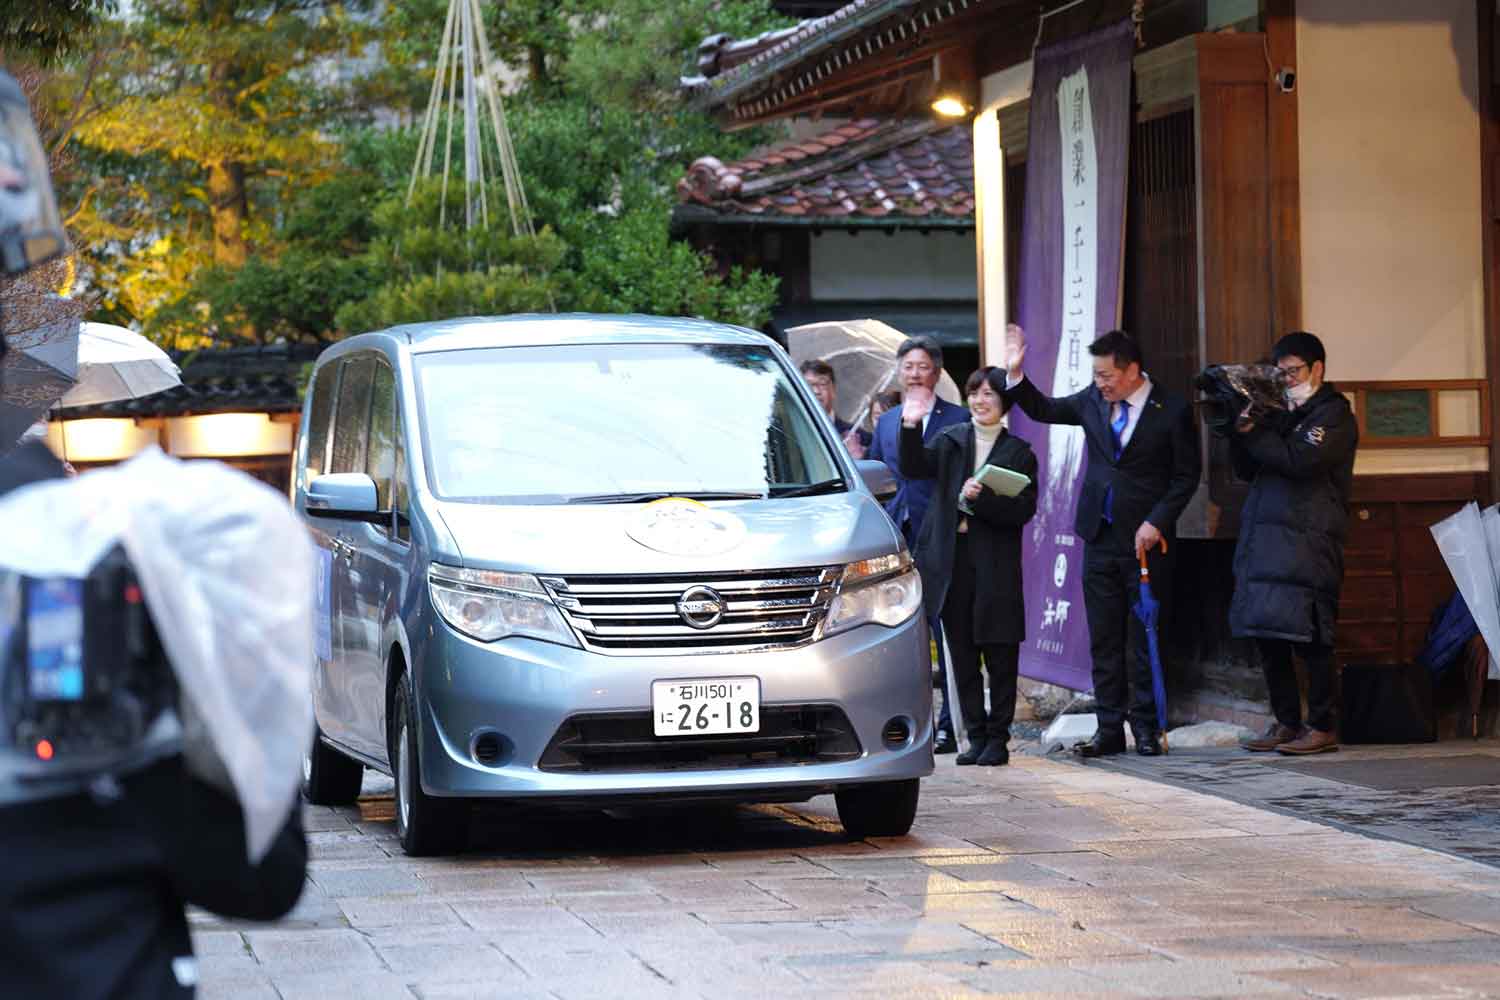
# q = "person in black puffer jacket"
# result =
<box><xmin>0</xmin><ymin>433</ymin><xmax>308</xmax><ymax>999</ymax></box>
<box><xmin>1228</xmin><ymin>332</ymin><xmax>1357</xmax><ymax>756</ymax></box>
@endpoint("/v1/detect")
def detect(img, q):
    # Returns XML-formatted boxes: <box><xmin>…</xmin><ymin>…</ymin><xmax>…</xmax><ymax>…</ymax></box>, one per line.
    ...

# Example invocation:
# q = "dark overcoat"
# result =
<box><xmin>866</xmin><ymin>396</ymin><xmax>971</xmax><ymax>537</ymax></box>
<box><xmin>1228</xmin><ymin>383</ymin><xmax>1358</xmax><ymax>645</ymax></box>
<box><xmin>899</xmin><ymin>420</ymin><xmax>1038</xmax><ymax>644</ymax></box>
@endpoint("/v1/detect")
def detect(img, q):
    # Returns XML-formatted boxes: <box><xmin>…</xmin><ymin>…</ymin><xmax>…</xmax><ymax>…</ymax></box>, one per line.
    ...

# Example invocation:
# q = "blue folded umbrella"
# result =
<box><xmin>1418</xmin><ymin>590</ymin><xmax>1479</xmax><ymax>677</ymax></box>
<box><xmin>1132</xmin><ymin>550</ymin><xmax>1169</xmax><ymax>752</ymax></box>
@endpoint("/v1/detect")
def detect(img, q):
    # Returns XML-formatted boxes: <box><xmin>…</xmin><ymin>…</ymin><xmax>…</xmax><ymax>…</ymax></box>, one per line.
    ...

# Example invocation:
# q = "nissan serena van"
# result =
<box><xmin>294</xmin><ymin>315</ymin><xmax>933</xmax><ymax>855</ymax></box>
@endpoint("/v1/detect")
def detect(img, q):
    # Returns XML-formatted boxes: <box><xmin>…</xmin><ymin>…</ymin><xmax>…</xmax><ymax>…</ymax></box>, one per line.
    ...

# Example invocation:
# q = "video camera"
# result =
<box><xmin>1195</xmin><ymin>363</ymin><xmax>1288</xmax><ymax>438</ymax></box>
<box><xmin>1</xmin><ymin>546</ymin><xmax>176</xmax><ymax>787</ymax></box>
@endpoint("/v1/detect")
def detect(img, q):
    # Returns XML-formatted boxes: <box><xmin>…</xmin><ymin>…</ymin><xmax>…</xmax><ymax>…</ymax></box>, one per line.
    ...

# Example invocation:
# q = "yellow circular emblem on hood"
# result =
<box><xmin>625</xmin><ymin>498</ymin><xmax>749</xmax><ymax>556</ymax></box>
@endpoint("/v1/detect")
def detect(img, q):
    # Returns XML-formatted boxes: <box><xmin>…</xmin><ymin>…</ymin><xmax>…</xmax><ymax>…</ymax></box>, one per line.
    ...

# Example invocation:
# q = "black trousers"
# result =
<box><xmin>1256</xmin><ymin>638</ymin><xmax>1337</xmax><ymax>733</ymax></box>
<box><xmin>940</xmin><ymin>532</ymin><xmax>1020</xmax><ymax>744</ymax></box>
<box><xmin>1081</xmin><ymin>525</ymin><xmax>1172</xmax><ymax>737</ymax></box>
<box><xmin>905</xmin><ymin>518</ymin><xmax>952</xmax><ymax>734</ymax></box>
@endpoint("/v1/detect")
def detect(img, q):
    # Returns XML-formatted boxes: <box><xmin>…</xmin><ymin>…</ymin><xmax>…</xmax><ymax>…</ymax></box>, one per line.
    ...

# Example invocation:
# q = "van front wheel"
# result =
<box><xmin>835</xmin><ymin>778</ymin><xmax>920</xmax><ymax>839</ymax></box>
<box><xmin>392</xmin><ymin>674</ymin><xmax>470</xmax><ymax>856</ymax></box>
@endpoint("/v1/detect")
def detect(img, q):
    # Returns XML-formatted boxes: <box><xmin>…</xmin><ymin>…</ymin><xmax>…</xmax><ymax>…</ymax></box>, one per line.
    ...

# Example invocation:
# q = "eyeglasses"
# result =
<box><xmin>1278</xmin><ymin>362</ymin><xmax>1309</xmax><ymax>379</ymax></box>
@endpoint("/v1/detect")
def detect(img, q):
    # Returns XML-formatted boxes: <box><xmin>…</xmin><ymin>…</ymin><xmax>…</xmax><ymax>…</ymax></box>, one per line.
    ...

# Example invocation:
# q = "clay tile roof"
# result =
<box><xmin>675</xmin><ymin>118</ymin><xmax>973</xmax><ymax>225</ymax></box>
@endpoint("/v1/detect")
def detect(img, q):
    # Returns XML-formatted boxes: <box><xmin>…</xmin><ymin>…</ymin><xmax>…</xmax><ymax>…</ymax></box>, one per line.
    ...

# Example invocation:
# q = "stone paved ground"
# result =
<box><xmin>197</xmin><ymin>753</ymin><xmax>1500</xmax><ymax>999</ymax></box>
<box><xmin>1090</xmin><ymin>740</ymin><xmax>1500</xmax><ymax>868</ymax></box>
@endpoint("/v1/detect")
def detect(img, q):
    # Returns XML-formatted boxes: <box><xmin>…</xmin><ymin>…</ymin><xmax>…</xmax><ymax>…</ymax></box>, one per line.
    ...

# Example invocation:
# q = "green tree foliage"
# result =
<box><xmin>47</xmin><ymin>0</ymin><xmax>789</xmax><ymax>344</ymax></box>
<box><xmin>46</xmin><ymin>0</ymin><xmax>377</xmax><ymax>340</ymax></box>
<box><xmin>0</xmin><ymin>0</ymin><xmax>115</xmax><ymax>65</ymax></box>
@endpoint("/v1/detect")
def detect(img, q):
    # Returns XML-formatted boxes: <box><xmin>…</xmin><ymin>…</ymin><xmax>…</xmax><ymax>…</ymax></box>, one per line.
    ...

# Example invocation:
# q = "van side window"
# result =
<box><xmin>303</xmin><ymin>361</ymin><xmax>341</xmax><ymax>488</ymax></box>
<box><xmin>330</xmin><ymin>355</ymin><xmax>375</xmax><ymax>476</ymax></box>
<box><xmin>367</xmin><ymin>358</ymin><xmax>397</xmax><ymax>513</ymax></box>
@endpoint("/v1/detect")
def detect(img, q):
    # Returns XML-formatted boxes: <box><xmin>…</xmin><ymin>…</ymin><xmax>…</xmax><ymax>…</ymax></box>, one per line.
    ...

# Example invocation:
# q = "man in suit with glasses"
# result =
<box><xmin>1003</xmin><ymin>325</ymin><xmax>1199</xmax><ymax>757</ymax></box>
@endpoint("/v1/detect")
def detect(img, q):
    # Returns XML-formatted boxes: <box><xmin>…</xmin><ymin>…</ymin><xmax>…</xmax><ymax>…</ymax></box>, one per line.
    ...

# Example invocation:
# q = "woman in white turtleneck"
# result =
<box><xmin>897</xmin><ymin>367</ymin><xmax>1038</xmax><ymax>766</ymax></box>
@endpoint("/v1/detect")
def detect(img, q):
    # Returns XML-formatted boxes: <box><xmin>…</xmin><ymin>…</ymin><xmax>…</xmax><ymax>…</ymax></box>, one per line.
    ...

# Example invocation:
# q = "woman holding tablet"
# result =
<box><xmin>899</xmin><ymin>366</ymin><xmax>1038</xmax><ymax>766</ymax></box>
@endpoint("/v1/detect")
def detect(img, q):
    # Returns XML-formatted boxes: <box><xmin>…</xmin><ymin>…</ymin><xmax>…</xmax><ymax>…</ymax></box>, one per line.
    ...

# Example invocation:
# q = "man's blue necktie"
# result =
<box><xmin>1103</xmin><ymin>400</ymin><xmax>1130</xmax><ymax>522</ymax></box>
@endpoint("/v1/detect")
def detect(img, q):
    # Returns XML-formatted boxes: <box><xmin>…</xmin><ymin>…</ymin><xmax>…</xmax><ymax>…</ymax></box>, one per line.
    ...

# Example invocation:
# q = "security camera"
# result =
<box><xmin>1275</xmin><ymin>67</ymin><xmax>1296</xmax><ymax>93</ymax></box>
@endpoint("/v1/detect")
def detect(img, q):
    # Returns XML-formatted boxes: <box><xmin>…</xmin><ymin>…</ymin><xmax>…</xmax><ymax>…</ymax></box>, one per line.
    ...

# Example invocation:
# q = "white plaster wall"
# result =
<box><xmin>809</xmin><ymin>230</ymin><xmax>978</xmax><ymax>301</ymax></box>
<box><xmin>1297</xmin><ymin>0</ymin><xmax>1485</xmax><ymax>473</ymax></box>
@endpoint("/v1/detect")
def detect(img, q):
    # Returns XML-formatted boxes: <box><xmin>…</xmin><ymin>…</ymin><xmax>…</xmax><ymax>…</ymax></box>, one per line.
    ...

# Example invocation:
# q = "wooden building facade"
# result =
<box><xmin>687</xmin><ymin>0</ymin><xmax>1500</xmax><ymax>731</ymax></box>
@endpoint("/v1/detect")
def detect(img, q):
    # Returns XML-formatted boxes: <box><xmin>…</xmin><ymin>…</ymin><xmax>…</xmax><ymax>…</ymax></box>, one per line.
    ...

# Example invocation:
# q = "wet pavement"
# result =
<box><xmin>196</xmin><ymin>750</ymin><xmax>1500</xmax><ymax>998</ymax></box>
<box><xmin>1077</xmin><ymin>739</ymin><xmax>1500</xmax><ymax>868</ymax></box>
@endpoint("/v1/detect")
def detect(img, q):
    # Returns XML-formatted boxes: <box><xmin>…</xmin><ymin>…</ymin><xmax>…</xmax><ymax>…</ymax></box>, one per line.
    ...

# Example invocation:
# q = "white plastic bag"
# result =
<box><xmin>0</xmin><ymin>447</ymin><xmax>313</xmax><ymax>860</ymax></box>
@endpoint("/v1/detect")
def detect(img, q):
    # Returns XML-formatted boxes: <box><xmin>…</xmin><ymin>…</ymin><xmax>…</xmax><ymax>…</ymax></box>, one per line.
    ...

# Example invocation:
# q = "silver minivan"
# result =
<box><xmin>294</xmin><ymin>315</ymin><xmax>932</xmax><ymax>855</ymax></box>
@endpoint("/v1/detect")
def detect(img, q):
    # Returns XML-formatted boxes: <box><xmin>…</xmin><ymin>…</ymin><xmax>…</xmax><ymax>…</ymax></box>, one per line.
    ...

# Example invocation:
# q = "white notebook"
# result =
<box><xmin>975</xmin><ymin>463</ymin><xmax>1031</xmax><ymax>497</ymax></box>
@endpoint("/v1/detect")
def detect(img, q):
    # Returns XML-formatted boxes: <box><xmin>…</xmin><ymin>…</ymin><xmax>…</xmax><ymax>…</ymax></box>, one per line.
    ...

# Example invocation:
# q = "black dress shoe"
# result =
<box><xmin>1073</xmin><ymin>733</ymin><xmax>1126</xmax><ymax>758</ymax></box>
<box><xmin>933</xmin><ymin>731</ymin><xmax>957</xmax><ymax>755</ymax></box>
<box><xmin>977</xmin><ymin>742</ymin><xmax>1010</xmax><ymax>766</ymax></box>
<box><xmin>955</xmin><ymin>739</ymin><xmax>987</xmax><ymax>765</ymax></box>
<box><xmin>1135</xmin><ymin>733</ymin><xmax>1163</xmax><ymax>756</ymax></box>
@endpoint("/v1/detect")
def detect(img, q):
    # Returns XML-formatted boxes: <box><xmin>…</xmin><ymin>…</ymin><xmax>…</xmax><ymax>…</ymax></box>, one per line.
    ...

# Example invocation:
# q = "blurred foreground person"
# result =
<box><xmin>0</xmin><ymin>448</ymin><xmax>315</xmax><ymax>999</ymax></box>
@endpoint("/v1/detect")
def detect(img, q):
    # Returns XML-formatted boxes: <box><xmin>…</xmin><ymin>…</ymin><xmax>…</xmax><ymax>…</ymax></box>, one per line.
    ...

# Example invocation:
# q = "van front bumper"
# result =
<box><xmin>415</xmin><ymin>613</ymin><xmax>933</xmax><ymax>800</ymax></box>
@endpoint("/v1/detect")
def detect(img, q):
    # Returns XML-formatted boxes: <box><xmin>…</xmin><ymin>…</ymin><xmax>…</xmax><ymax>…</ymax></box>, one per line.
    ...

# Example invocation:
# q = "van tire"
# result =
<box><xmin>392</xmin><ymin>673</ymin><xmax>469</xmax><ymax>856</ymax></box>
<box><xmin>304</xmin><ymin>726</ymin><xmax>363</xmax><ymax>806</ymax></box>
<box><xmin>835</xmin><ymin>778</ymin><xmax>920</xmax><ymax>839</ymax></box>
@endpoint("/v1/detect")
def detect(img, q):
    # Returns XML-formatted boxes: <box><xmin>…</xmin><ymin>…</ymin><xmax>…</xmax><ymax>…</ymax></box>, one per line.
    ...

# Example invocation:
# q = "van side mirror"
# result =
<box><xmin>855</xmin><ymin>460</ymin><xmax>898</xmax><ymax>501</ymax></box>
<box><xmin>306</xmin><ymin>473</ymin><xmax>384</xmax><ymax>522</ymax></box>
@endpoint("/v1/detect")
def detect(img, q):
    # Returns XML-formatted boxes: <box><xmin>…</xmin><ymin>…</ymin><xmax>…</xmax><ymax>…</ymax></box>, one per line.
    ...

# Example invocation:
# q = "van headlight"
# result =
<box><xmin>428</xmin><ymin>565</ymin><xmax>579</xmax><ymax>647</ymax></box>
<box><xmin>824</xmin><ymin>552</ymin><xmax>923</xmax><ymax>635</ymax></box>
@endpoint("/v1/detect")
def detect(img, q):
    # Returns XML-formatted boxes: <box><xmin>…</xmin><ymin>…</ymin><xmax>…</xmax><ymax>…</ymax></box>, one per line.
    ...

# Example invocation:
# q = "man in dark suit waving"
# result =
<box><xmin>1004</xmin><ymin>325</ymin><xmax>1199</xmax><ymax>756</ymax></box>
<box><xmin>868</xmin><ymin>336</ymin><xmax>971</xmax><ymax>547</ymax></box>
<box><xmin>869</xmin><ymin>335</ymin><xmax>970</xmax><ymax>751</ymax></box>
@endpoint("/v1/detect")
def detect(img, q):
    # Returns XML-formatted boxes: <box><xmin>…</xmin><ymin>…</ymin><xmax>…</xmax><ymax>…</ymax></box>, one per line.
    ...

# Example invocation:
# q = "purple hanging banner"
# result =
<box><xmin>1011</xmin><ymin>21</ymin><xmax>1134</xmax><ymax>692</ymax></box>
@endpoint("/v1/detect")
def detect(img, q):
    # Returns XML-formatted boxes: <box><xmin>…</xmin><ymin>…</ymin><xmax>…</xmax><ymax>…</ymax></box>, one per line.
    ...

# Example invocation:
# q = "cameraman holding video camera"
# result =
<box><xmin>0</xmin><ymin>69</ymin><xmax>308</xmax><ymax>998</ymax></box>
<box><xmin>1222</xmin><ymin>332</ymin><xmax>1357</xmax><ymax>757</ymax></box>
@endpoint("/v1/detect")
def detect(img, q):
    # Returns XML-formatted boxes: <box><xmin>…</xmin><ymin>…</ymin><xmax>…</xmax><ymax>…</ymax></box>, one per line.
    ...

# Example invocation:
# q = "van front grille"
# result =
<box><xmin>538</xmin><ymin>566</ymin><xmax>840</xmax><ymax>655</ymax></box>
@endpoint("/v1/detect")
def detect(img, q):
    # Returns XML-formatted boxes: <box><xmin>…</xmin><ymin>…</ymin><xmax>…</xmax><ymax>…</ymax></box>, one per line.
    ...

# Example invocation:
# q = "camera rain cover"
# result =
<box><xmin>0</xmin><ymin>448</ymin><xmax>313</xmax><ymax>861</ymax></box>
<box><xmin>1196</xmin><ymin>363</ymin><xmax>1287</xmax><ymax>431</ymax></box>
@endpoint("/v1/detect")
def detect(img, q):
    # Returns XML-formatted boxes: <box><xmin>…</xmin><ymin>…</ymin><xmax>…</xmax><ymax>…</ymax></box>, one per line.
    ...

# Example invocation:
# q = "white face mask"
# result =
<box><xmin>1286</xmin><ymin>380</ymin><xmax>1317</xmax><ymax>407</ymax></box>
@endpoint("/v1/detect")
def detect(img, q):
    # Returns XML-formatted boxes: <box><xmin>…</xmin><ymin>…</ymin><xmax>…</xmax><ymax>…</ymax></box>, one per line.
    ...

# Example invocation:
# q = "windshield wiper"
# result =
<box><xmin>768</xmin><ymin>478</ymin><xmax>847</xmax><ymax>498</ymax></box>
<box><xmin>568</xmin><ymin>491</ymin><xmax>763</xmax><ymax>504</ymax></box>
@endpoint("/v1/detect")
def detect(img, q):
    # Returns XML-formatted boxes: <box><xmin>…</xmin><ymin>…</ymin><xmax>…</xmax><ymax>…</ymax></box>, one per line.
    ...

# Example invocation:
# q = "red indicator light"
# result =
<box><xmin>125</xmin><ymin>584</ymin><xmax>142</xmax><ymax>604</ymax></box>
<box><xmin>35</xmin><ymin>740</ymin><xmax>54</xmax><ymax>761</ymax></box>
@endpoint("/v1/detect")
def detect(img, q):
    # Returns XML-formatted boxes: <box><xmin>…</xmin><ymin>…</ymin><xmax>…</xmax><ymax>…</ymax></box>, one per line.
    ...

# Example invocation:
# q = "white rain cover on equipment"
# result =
<box><xmin>1431</xmin><ymin>502</ymin><xmax>1500</xmax><ymax>680</ymax></box>
<box><xmin>1480</xmin><ymin>505</ymin><xmax>1500</xmax><ymax>679</ymax></box>
<box><xmin>0</xmin><ymin>447</ymin><xmax>314</xmax><ymax>860</ymax></box>
<box><xmin>786</xmin><ymin>319</ymin><xmax>962</xmax><ymax>433</ymax></box>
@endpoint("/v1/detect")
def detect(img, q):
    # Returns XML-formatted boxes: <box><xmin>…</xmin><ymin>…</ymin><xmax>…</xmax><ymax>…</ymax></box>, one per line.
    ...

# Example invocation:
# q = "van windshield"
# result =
<box><xmin>413</xmin><ymin>343</ymin><xmax>845</xmax><ymax>504</ymax></box>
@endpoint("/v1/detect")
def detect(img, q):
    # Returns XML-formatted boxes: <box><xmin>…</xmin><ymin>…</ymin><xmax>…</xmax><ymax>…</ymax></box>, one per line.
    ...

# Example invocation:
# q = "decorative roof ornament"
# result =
<box><xmin>407</xmin><ymin>0</ymin><xmax>534</xmax><ymax>239</ymax></box>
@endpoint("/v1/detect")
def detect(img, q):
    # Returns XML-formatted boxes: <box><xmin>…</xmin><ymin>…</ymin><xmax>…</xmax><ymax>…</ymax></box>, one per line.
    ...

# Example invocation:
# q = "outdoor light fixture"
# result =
<box><xmin>0</xmin><ymin>69</ymin><xmax>68</xmax><ymax>275</ymax></box>
<box><xmin>930</xmin><ymin>46</ymin><xmax>977</xmax><ymax>118</ymax></box>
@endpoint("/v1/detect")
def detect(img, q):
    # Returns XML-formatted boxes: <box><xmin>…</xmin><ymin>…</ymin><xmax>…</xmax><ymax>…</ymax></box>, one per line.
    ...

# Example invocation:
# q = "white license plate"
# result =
<box><xmin>652</xmin><ymin>677</ymin><xmax>760</xmax><ymax>737</ymax></box>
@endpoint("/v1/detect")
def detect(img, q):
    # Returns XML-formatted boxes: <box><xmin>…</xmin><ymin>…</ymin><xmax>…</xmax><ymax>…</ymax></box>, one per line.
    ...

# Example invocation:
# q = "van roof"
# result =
<box><xmin>352</xmin><ymin>314</ymin><xmax>769</xmax><ymax>354</ymax></box>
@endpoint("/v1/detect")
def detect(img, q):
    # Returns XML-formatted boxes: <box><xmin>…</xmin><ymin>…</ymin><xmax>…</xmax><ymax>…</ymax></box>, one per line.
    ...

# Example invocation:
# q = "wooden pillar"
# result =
<box><xmin>1480</xmin><ymin>0</ymin><xmax>1500</xmax><ymax>501</ymax></box>
<box><xmin>974</xmin><ymin>60</ymin><xmax>1033</xmax><ymax>368</ymax></box>
<box><xmin>1264</xmin><ymin>0</ymin><xmax>1303</xmax><ymax>337</ymax></box>
<box><xmin>973</xmin><ymin>108</ymin><xmax>1007</xmax><ymax>367</ymax></box>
